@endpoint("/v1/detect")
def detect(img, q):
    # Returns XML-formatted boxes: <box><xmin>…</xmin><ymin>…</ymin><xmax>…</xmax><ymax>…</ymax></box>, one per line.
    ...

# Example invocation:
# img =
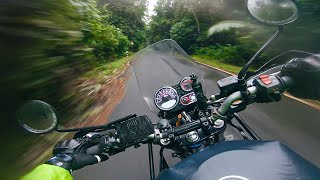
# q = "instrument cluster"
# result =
<box><xmin>154</xmin><ymin>77</ymin><xmax>197</xmax><ymax>111</ymax></box>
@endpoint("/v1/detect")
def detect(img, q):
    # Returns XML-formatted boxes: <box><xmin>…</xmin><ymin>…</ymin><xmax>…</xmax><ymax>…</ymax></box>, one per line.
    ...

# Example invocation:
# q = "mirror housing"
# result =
<box><xmin>238</xmin><ymin>0</ymin><xmax>299</xmax><ymax>80</ymax></box>
<box><xmin>16</xmin><ymin>100</ymin><xmax>58</xmax><ymax>134</ymax></box>
<box><xmin>247</xmin><ymin>0</ymin><xmax>299</xmax><ymax>26</ymax></box>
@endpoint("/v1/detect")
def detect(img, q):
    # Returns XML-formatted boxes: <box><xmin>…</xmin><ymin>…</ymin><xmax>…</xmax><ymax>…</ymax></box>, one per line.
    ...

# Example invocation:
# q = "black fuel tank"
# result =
<box><xmin>156</xmin><ymin>141</ymin><xmax>320</xmax><ymax>180</ymax></box>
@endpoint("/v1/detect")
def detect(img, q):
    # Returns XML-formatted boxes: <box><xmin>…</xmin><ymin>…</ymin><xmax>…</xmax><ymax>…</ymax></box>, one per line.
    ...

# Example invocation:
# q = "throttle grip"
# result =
<box><xmin>86</xmin><ymin>144</ymin><xmax>101</xmax><ymax>155</ymax></box>
<box><xmin>71</xmin><ymin>153</ymin><xmax>108</xmax><ymax>170</ymax></box>
<box><xmin>280</xmin><ymin>76</ymin><xmax>295</xmax><ymax>89</ymax></box>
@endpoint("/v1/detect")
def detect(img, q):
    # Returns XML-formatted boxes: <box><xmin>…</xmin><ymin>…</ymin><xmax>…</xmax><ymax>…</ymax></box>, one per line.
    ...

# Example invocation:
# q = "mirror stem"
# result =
<box><xmin>56</xmin><ymin>114</ymin><xmax>137</xmax><ymax>132</ymax></box>
<box><xmin>238</xmin><ymin>26</ymin><xmax>283</xmax><ymax>80</ymax></box>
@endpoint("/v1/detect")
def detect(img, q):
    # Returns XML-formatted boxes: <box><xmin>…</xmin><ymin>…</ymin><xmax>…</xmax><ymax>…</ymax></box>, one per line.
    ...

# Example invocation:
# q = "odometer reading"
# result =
<box><xmin>154</xmin><ymin>87</ymin><xmax>179</xmax><ymax>111</ymax></box>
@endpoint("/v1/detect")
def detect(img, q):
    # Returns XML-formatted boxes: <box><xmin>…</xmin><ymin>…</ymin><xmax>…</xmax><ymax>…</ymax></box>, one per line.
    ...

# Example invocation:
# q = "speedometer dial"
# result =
<box><xmin>154</xmin><ymin>87</ymin><xmax>179</xmax><ymax>111</ymax></box>
<box><xmin>180</xmin><ymin>77</ymin><xmax>193</xmax><ymax>92</ymax></box>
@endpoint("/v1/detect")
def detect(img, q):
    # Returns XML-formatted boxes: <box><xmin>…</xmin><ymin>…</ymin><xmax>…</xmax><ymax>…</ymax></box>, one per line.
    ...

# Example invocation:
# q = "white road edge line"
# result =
<box><xmin>196</xmin><ymin>61</ymin><xmax>320</xmax><ymax>111</ymax></box>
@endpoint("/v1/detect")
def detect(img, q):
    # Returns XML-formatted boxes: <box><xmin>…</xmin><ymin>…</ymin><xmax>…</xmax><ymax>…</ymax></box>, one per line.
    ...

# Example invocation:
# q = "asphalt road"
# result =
<box><xmin>73</xmin><ymin>51</ymin><xmax>320</xmax><ymax>180</ymax></box>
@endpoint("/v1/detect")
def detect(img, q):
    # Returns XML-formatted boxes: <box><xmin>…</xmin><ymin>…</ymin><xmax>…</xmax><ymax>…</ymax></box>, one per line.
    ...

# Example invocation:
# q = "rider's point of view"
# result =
<box><xmin>0</xmin><ymin>0</ymin><xmax>320</xmax><ymax>179</ymax></box>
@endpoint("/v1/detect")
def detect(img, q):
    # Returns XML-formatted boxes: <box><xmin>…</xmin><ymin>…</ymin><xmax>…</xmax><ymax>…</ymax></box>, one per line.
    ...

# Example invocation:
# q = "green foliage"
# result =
<box><xmin>99</xmin><ymin>0</ymin><xmax>147</xmax><ymax>51</ymax></box>
<box><xmin>0</xmin><ymin>0</ymin><xmax>139</xmax><ymax>125</ymax></box>
<box><xmin>0</xmin><ymin>0</ymin><xmax>88</xmax><ymax>177</ymax></box>
<box><xmin>149</xmin><ymin>0</ymin><xmax>319</xmax><ymax>69</ymax></box>
<box><xmin>90</xmin><ymin>54</ymin><xmax>132</xmax><ymax>76</ymax></box>
<box><xmin>75</xmin><ymin>0</ymin><xmax>131</xmax><ymax>61</ymax></box>
<box><xmin>192</xmin><ymin>55</ymin><xmax>243</xmax><ymax>74</ymax></box>
<box><xmin>194</xmin><ymin>34</ymin><xmax>269</xmax><ymax>67</ymax></box>
<box><xmin>170</xmin><ymin>18</ymin><xmax>197</xmax><ymax>52</ymax></box>
<box><xmin>1</xmin><ymin>0</ymin><xmax>89</xmax><ymax>101</ymax></box>
<box><xmin>195</xmin><ymin>46</ymin><xmax>245</xmax><ymax>65</ymax></box>
<box><xmin>148</xmin><ymin>0</ymin><xmax>175</xmax><ymax>43</ymax></box>
<box><xmin>85</xmin><ymin>23</ymin><xmax>130</xmax><ymax>60</ymax></box>
<box><xmin>0</xmin><ymin>0</ymin><xmax>147</xmax><ymax>177</ymax></box>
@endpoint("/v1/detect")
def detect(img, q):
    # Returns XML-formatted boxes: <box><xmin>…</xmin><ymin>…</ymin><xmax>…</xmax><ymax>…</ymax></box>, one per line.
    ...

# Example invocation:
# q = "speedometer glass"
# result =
<box><xmin>154</xmin><ymin>87</ymin><xmax>179</xmax><ymax>111</ymax></box>
<box><xmin>180</xmin><ymin>77</ymin><xmax>193</xmax><ymax>91</ymax></box>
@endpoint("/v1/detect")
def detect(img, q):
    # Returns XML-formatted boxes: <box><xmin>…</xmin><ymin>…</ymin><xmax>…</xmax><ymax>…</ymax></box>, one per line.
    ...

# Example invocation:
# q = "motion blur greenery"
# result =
<box><xmin>0</xmin><ymin>0</ymin><xmax>146</xmax><ymax>178</ymax></box>
<box><xmin>0</xmin><ymin>0</ymin><xmax>147</xmax><ymax>115</ymax></box>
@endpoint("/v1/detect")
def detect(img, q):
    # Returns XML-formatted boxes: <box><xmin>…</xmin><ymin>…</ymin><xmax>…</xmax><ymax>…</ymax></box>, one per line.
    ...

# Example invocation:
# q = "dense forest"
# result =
<box><xmin>0</xmin><ymin>0</ymin><xmax>319</xmax><ymax>178</ymax></box>
<box><xmin>149</xmin><ymin>0</ymin><xmax>320</xmax><ymax>66</ymax></box>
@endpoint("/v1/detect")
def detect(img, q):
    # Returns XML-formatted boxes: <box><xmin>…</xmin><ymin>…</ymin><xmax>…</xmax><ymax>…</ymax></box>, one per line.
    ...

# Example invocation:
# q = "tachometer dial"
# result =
<box><xmin>180</xmin><ymin>77</ymin><xmax>193</xmax><ymax>92</ymax></box>
<box><xmin>154</xmin><ymin>87</ymin><xmax>179</xmax><ymax>111</ymax></box>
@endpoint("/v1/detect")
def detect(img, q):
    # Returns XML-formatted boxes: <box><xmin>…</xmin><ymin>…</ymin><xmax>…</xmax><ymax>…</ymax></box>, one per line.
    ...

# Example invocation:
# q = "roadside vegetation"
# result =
<box><xmin>1</xmin><ymin>0</ymin><xmax>147</xmax><ymax>122</ymax></box>
<box><xmin>85</xmin><ymin>54</ymin><xmax>133</xmax><ymax>78</ymax></box>
<box><xmin>1</xmin><ymin>0</ymin><xmax>146</xmax><ymax>178</ymax></box>
<box><xmin>149</xmin><ymin>0</ymin><xmax>319</xmax><ymax>68</ymax></box>
<box><xmin>149</xmin><ymin>0</ymin><xmax>319</xmax><ymax>107</ymax></box>
<box><xmin>192</xmin><ymin>55</ymin><xmax>241</xmax><ymax>75</ymax></box>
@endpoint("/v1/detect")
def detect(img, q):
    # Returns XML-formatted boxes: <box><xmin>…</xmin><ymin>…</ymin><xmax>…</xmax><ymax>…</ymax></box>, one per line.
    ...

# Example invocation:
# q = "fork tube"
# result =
<box><xmin>148</xmin><ymin>143</ymin><xmax>155</xmax><ymax>180</ymax></box>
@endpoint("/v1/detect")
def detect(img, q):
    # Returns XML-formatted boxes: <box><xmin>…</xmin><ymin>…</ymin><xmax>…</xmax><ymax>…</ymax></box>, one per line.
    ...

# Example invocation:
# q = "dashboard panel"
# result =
<box><xmin>154</xmin><ymin>77</ymin><xmax>197</xmax><ymax>112</ymax></box>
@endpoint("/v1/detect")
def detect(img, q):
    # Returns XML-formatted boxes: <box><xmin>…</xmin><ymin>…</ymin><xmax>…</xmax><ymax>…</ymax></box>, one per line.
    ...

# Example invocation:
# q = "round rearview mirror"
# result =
<box><xmin>16</xmin><ymin>100</ymin><xmax>58</xmax><ymax>134</ymax></box>
<box><xmin>247</xmin><ymin>0</ymin><xmax>298</xmax><ymax>26</ymax></box>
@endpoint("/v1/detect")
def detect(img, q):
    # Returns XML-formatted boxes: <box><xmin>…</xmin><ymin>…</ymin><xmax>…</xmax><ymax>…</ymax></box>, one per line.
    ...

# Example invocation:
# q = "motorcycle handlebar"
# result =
<box><xmin>86</xmin><ymin>144</ymin><xmax>101</xmax><ymax>155</ymax></box>
<box><xmin>86</xmin><ymin>120</ymin><xmax>204</xmax><ymax>153</ymax></box>
<box><xmin>218</xmin><ymin>75</ymin><xmax>294</xmax><ymax>116</ymax></box>
<box><xmin>86</xmin><ymin>76</ymin><xmax>295</xmax><ymax>155</ymax></box>
<box><xmin>171</xmin><ymin>120</ymin><xmax>202</xmax><ymax>136</ymax></box>
<box><xmin>217</xmin><ymin>86</ymin><xmax>257</xmax><ymax>115</ymax></box>
<box><xmin>281</xmin><ymin>76</ymin><xmax>295</xmax><ymax>89</ymax></box>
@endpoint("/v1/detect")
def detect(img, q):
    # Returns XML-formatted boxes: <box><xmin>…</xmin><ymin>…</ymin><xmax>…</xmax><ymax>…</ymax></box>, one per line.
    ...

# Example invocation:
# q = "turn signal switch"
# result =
<box><xmin>253</xmin><ymin>75</ymin><xmax>285</xmax><ymax>103</ymax></box>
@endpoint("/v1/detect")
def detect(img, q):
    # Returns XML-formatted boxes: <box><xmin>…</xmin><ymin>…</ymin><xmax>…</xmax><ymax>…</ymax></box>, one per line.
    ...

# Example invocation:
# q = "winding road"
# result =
<box><xmin>73</xmin><ymin>50</ymin><xmax>320</xmax><ymax>180</ymax></box>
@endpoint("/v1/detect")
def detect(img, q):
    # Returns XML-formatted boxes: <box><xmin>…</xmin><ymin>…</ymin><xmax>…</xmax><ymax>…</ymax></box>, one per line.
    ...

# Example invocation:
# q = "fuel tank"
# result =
<box><xmin>156</xmin><ymin>140</ymin><xmax>320</xmax><ymax>180</ymax></box>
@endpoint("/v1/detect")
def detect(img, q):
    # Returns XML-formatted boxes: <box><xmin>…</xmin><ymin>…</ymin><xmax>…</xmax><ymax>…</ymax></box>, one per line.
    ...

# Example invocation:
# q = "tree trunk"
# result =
<box><xmin>191</xmin><ymin>2</ymin><xmax>200</xmax><ymax>34</ymax></box>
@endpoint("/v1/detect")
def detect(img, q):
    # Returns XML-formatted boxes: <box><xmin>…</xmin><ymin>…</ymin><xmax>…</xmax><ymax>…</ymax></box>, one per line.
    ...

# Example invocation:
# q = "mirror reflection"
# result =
<box><xmin>247</xmin><ymin>0</ymin><xmax>299</xmax><ymax>25</ymax></box>
<box><xmin>16</xmin><ymin>100</ymin><xmax>58</xmax><ymax>134</ymax></box>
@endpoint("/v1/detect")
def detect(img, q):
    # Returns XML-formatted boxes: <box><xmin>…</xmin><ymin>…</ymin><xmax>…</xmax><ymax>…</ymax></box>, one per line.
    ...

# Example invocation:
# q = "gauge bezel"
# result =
<box><xmin>154</xmin><ymin>86</ymin><xmax>179</xmax><ymax>111</ymax></box>
<box><xmin>180</xmin><ymin>77</ymin><xmax>193</xmax><ymax>92</ymax></box>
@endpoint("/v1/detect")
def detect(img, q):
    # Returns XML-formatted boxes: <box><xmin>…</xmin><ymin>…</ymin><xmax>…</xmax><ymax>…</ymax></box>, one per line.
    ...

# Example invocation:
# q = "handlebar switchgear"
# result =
<box><xmin>253</xmin><ymin>75</ymin><xmax>287</xmax><ymax>103</ymax></box>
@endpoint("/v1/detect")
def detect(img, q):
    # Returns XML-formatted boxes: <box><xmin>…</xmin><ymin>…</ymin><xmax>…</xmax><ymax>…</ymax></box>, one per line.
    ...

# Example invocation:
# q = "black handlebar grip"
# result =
<box><xmin>86</xmin><ymin>144</ymin><xmax>101</xmax><ymax>155</ymax></box>
<box><xmin>173</xmin><ymin>120</ymin><xmax>202</xmax><ymax>136</ymax></box>
<box><xmin>71</xmin><ymin>153</ymin><xmax>108</xmax><ymax>170</ymax></box>
<box><xmin>280</xmin><ymin>76</ymin><xmax>295</xmax><ymax>89</ymax></box>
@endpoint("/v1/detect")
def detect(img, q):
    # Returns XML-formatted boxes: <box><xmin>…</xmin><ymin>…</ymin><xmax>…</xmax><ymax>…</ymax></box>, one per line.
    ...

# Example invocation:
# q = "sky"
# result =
<box><xmin>147</xmin><ymin>0</ymin><xmax>158</xmax><ymax>16</ymax></box>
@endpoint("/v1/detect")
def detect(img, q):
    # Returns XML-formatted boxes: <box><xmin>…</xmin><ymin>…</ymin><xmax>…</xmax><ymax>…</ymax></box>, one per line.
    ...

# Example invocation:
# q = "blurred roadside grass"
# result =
<box><xmin>85</xmin><ymin>54</ymin><xmax>133</xmax><ymax>78</ymax></box>
<box><xmin>192</xmin><ymin>55</ymin><xmax>242</xmax><ymax>74</ymax></box>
